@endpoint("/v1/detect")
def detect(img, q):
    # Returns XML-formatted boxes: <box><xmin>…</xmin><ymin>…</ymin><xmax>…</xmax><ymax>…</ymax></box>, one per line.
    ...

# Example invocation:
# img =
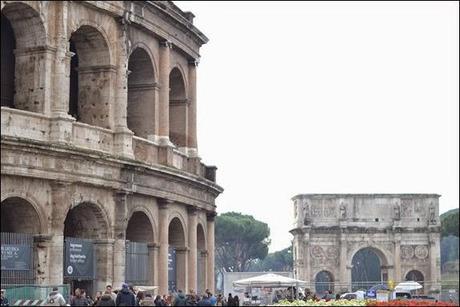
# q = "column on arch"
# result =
<box><xmin>206</xmin><ymin>213</ymin><xmax>216</xmax><ymax>293</ymax></box>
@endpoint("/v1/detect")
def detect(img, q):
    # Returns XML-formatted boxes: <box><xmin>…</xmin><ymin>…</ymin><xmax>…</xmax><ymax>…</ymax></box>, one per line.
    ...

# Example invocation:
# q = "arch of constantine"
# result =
<box><xmin>1</xmin><ymin>0</ymin><xmax>222</xmax><ymax>296</ymax></box>
<box><xmin>290</xmin><ymin>194</ymin><xmax>441</xmax><ymax>294</ymax></box>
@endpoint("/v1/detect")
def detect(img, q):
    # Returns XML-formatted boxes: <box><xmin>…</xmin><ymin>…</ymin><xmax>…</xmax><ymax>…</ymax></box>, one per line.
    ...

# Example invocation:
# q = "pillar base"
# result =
<box><xmin>114</xmin><ymin>126</ymin><xmax>134</xmax><ymax>159</ymax></box>
<box><xmin>157</xmin><ymin>136</ymin><xmax>175</xmax><ymax>147</ymax></box>
<box><xmin>49</xmin><ymin>113</ymin><xmax>75</xmax><ymax>144</ymax></box>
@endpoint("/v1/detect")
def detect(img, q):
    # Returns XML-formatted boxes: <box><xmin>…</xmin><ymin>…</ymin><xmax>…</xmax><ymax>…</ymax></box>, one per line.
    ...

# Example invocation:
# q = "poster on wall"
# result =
<box><xmin>168</xmin><ymin>247</ymin><xmax>176</xmax><ymax>291</ymax></box>
<box><xmin>1</xmin><ymin>244</ymin><xmax>31</xmax><ymax>270</ymax></box>
<box><xmin>64</xmin><ymin>238</ymin><xmax>94</xmax><ymax>279</ymax></box>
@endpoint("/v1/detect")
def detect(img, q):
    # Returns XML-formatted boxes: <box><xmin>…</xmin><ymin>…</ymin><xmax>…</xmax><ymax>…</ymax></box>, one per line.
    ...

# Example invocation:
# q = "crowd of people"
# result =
<box><xmin>37</xmin><ymin>284</ymin><xmax>241</xmax><ymax>306</ymax></box>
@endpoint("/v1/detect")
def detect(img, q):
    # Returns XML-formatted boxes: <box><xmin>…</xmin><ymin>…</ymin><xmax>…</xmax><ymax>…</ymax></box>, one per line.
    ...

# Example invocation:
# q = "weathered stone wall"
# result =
<box><xmin>1</xmin><ymin>0</ymin><xmax>221</xmax><ymax>295</ymax></box>
<box><xmin>291</xmin><ymin>194</ymin><xmax>441</xmax><ymax>294</ymax></box>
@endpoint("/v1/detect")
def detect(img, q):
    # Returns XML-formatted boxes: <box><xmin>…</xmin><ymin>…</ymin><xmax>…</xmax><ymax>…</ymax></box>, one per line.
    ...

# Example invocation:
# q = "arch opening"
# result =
<box><xmin>168</xmin><ymin>217</ymin><xmax>186</xmax><ymax>292</ymax></box>
<box><xmin>315</xmin><ymin>271</ymin><xmax>334</xmax><ymax>294</ymax></box>
<box><xmin>127</xmin><ymin>48</ymin><xmax>156</xmax><ymax>138</ymax></box>
<box><xmin>405</xmin><ymin>270</ymin><xmax>424</xmax><ymax>290</ymax></box>
<box><xmin>1</xmin><ymin>197</ymin><xmax>41</xmax><ymax>285</ymax></box>
<box><xmin>63</xmin><ymin>202</ymin><xmax>109</xmax><ymax>297</ymax></box>
<box><xmin>1</xmin><ymin>3</ymin><xmax>47</xmax><ymax>112</ymax></box>
<box><xmin>169</xmin><ymin>67</ymin><xmax>187</xmax><ymax>147</ymax></box>
<box><xmin>68</xmin><ymin>25</ymin><xmax>112</xmax><ymax>129</ymax></box>
<box><xmin>125</xmin><ymin>211</ymin><xmax>155</xmax><ymax>286</ymax></box>
<box><xmin>351</xmin><ymin>247</ymin><xmax>387</xmax><ymax>291</ymax></box>
<box><xmin>197</xmin><ymin>223</ymin><xmax>207</xmax><ymax>294</ymax></box>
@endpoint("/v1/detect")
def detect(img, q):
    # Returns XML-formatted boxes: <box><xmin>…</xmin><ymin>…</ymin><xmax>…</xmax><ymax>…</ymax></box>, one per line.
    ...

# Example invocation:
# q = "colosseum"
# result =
<box><xmin>0</xmin><ymin>0</ymin><xmax>223</xmax><ymax>296</ymax></box>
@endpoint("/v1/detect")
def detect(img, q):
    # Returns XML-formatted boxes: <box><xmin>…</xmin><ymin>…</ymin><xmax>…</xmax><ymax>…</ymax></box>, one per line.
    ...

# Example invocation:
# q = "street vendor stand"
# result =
<box><xmin>233</xmin><ymin>273</ymin><xmax>306</xmax><ymax>306</ymax></box>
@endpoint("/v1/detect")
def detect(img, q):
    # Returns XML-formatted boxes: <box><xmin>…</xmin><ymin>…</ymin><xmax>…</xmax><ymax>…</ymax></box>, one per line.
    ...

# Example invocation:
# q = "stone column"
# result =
<box><xmin>206</xmin><ymin>213</ymin><xmax>216</xmax><ymax>293</ymax></box>
<box><xmin>394</xmin><ymin>234</ymin><xmax>402</xmax><ymax>282</ymax></box>
<box><xmin>339</xmin><ymin>232</ymin><xmax>348</xmax><ymax>291</ymax></box>
<box><xmin>176</xmin><ymin>247</ymin><xmax>189</xmax><ymax>292</ymax></box>
<box><xmin>113</xmin><ymin>16</ymin><xmax>134</xmax><ymax>158</ymax></box>
<box><xmin>48</xmin><ymin>181</ymin><xmax>71</xmax><ymax>285</ymax></box>
<box><xmin>187</xmin><ymin>60</ymin><xmax>198</xmax><ymax>156</ymax></box>
<box><xmin>187</xmin><ymin>207</ymin><xmax>198</xmax><ymax>292</ymax></box>
<box><xmin>158</xmin><ymin>198</ymin><xmax>171</xmax><ymax>295</ymax></box>
<box><xmin>429</xmin><ymin>231</ymin><xmax>441</xmax><ymax>291</ymax></box>
<box><xmin>158</xmin><ymin>41</ymin><xmax>173</xmax><ymax>146</ymax></box>
<box><xmin>14</xmin><ymin>46</ymin><xmax>56</xmax><ymax>114</ymax></box>
<box><xmin>94</xmin><ymin>239</ymin><xmax>115</xmax><ymax>292</ymax></box>
<box><xmin>49</xmin><ymin>1</ymin><xmax>75</xmax><ymax>143</ymax></box>
<box><xmin>112</xmin><ymin>191</ymin><xmax>128</xmax><ymax>288</ymax></box>
<box><xmin>198</xmin><ymin>251</ymin><xmax>208</xmax><ymax>295</ymax></box>
<box><xmin>303</xmin><ymin>231</ymin><xmax>311</xmax><ymax>289</ymax></box>
<box><xmin>148</xmin><ymin>243</ymin><xmax>160</xmax><ymax>287</ymax></box>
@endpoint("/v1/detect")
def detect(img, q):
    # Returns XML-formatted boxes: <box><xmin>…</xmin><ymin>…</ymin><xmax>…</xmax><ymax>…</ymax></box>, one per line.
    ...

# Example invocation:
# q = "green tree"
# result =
<box><xmin>441</xmin><ymin>208</ymin><xmax>459</xmax><ymax>237</ymax></box>
<box><xmin>248</xmin><ymin>246</ymin><xmax>293</xmax><ymax>272</ymax></box>
<box><xmin>215</xmin><ymin>212</ymin><xmax>270</xmax><ymax>273</ymax></box>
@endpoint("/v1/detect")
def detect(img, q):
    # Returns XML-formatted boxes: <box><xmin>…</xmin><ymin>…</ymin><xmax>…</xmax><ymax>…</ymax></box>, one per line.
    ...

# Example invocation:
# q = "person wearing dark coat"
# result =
<box><xmin>96</xmin><ymin>291</ymin><xmax>116</xmax><ymax>306</ymax></box>
<box><xmin>116</xmin><ymin>283</ymin><xmax>136</xmax><ymax>306</ymax></box>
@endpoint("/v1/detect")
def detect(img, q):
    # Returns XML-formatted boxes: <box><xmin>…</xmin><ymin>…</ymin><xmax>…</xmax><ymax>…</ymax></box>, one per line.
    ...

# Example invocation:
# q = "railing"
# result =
<box><xmin>0</xmin><ymin>284</ymin><xmax>71</xmax><ymax>305</ymax></box>
<box><xmin>72</xmin><ymin>121</ymin><xmax>114</xmax><ymax>153</ymax></box>
<box><xmin>1</xmin><ymin>108</ymin><xmax>217</xmax><ymax>183</ymax></box>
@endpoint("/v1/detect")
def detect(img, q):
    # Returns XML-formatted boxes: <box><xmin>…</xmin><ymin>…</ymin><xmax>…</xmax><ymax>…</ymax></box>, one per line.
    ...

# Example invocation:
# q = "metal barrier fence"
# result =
<box><xmin>1</xmin><ymin>232</ymin><xmax>35</xmax><ymax>285</ymax></box>
<box><xmin>0</xmin><ymin>284</ymin><xmax>71</xmax><ymax>305</ymax></box>
<box><xmin>306</xmin><ymin>280</ymin><xmax>459</xmax><ymax>303</ymax></box>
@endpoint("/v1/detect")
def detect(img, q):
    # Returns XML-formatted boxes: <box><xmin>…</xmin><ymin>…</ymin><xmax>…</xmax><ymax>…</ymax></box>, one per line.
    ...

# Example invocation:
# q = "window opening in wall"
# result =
<box><xmin>375</xmin><ymin>218</ymin><xmax>379</xmax><ymax>222</ymax></box>
<box><xmin>69</xmin><ymin>39</ymin><xmax>79</xmax><ymax>120</ymax></box>
<box><xmin>417</xmin><ymin>218</ymin><xmax>420</xmax><ymax>222</ymax></box>
<box><xmin>169</xmin><ymin>67</ymin><xmax>187</xmax><ymax>148</ymax></box>
<box><xmin>1</xmin><ymin>13</ymin><xmax>16</xmax><ymax>108</ymax></box>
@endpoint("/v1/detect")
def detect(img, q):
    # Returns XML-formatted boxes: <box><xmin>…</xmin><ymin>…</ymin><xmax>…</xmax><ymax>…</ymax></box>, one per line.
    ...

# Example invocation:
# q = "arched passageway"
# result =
<box><xmin>125</xmin><ymin>211</ymin><xmax>155</xmax><ymax>286</ymax></box>
<box><xmin>197</xmin><ymin>224</ymin><xmax>207</xmax><ymax>294</ymax></box>
<box><xmin>63</xmin><ymin>202</ymin><xmax>109</xmax><ymax>297</ymax></box>
<box><xmin>68</xmin><ymin>25</ymin><xmax>112</xmax><ymax>129</ymax></box>
<box><xmin>315</xmin><ymin>270</ymin><xmax>334</xmax><ymax>294</ymax></box>
<box><xmin>127</xmin><ymin>48</ymin><xmax>156</xmax><ymax>139</ymax></box>
<box><xmin>1</xmin><ymin>197</ymin><xmax>41</xmax><ymax>284</ymax></box>
<box><xmin>351</xmin><ymin>247</ymin><xmax>388</xmax><ymax>291</ymax></box>
<box><xmin>168</xmin><ymin>217</ymin><xmax>186</xmax><ymax>292</ymax></box>
<box><xmin>169</xmin><ymin>68</ymin><xmax>187</xmax><ymax>148</ymax></box>
<box><xmin>1</xmin><ymin>3</ymin><xmax>47</xmax><ymax>112</ymax></box>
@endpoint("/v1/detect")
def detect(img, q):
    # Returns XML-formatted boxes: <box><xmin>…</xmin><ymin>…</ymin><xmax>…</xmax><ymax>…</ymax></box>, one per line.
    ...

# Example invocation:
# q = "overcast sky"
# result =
<box><xmin>177</xmin><ymin>1</ymin><xmax>459</xmax><ymax>252</ymax></box>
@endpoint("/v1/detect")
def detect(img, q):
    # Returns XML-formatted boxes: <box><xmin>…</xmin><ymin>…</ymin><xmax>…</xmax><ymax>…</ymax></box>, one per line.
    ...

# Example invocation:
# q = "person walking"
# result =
<box><xmin>45</xmin><ymin>287</ymin><xmax>67</xmax><ymax>306</ymax></box>
<box><xmin>172</xmin><ymin>290</ymin><xmax>187</xmax><ymax>306</ymax></box>
<box><xmin>105</xmin><ymin>285</ymin><xmax>117</xmax><ymax>303</ymax></box>
<box><xmin>1</xmin><ymin>289</ymin><xmax>9</xmax><ymax>307</ymax></box>
<box><xmin>96</xmin><ymin>291</ymin><xmax>115</xmax><ymax>306</ymax></box>
<box><xmin>71</xmin><ymin>288</ymin><xmax>90</xmax><ymax>306</ymax></box>
<box><xmin>226</xmin><ymin>293</ymin><xmax>234</xmax><ymax>307</ymax></box>
<box><xmin>116</xmin><ymin>283</ymin><xmax>136</xmax><ymax>306</ymax></box>
<box><xmin>154</xmin><ymin>295</ymin><xmax>165</xmax><ymax>306</ymax></box>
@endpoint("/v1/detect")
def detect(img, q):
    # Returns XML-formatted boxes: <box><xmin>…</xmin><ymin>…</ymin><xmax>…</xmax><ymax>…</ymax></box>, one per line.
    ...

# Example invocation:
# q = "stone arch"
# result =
<box><xmin>168</xmin><ymin>215</ymin><xmax>187</xmax><ymax>292</ymax></box>
<box><xmin>127</xmin><ymin>46</ymin><xmax>157</xmax><ymax>138</ymax></box>
<box><xmin>351</xmin><ymin>247</ymin><xmax>389</xmax><ymax>291</ymax></box>
<box><xmin>169</xmin><ymin>66</ymin><xmax>188</xmax><ymax>148</ymax></box>
<box><xmin>347</xmin><ymin>244</ymin><xmax>392</xmax><ymax>267</ymax></box>
<box><xmin>168</xmin><ymin>210</ymin><xmax>188</xmax><ymax>242</ymax></box>
<box><xmin>196</xmin><ymin>222</ymin><xmax>207</xmax><ymax>294</ymax></box>
<box><xmin>197</xmin><ymin>223</ymin><xmax>207</xmax><ymax>250</ymax></box>
<box><xmin>1</xmin><ymin>193</ymin><xmax>47</xmax><ymax>234</ymax></box>
<box><xmin>68</xmin><ymin>24</ymin><xmax>113</xmax><ymax>128</ymax></box>
<box><xmin>127</xmin><ymin>206</ymin><xmax>158</xmax><ymax>243</ymax></box>
<box><xmin>126</xmin><ymin>210</ymin><xmax>155</xmax><ymax>243</ymax></box>
<box><xmin>1</xmin><ymin>2</ymin><xmax>48</xmax><ymax>112</ymax></box>
<box><xmin>405</xmin><ymin>269</ymin><xmax>424</xmax><ymax>284</ymax></box>
<box><xmin>129</xmin><ymin>42</ymin><xmax>159</xmax><ymax>81</ymax></box>
<box><xmin>314</xmin><ymin>270</ymin><xmax>334</xmax><ymax>294</ymax></box>
<box><xmin>1</xmin><ymin>197</ymin><xmax>43</xmax><ymax>234</ymax></box>
<box><xmin>64</xmin><ymin>201</ymin><xmax>110</xmax><ymax>239</ymax></box>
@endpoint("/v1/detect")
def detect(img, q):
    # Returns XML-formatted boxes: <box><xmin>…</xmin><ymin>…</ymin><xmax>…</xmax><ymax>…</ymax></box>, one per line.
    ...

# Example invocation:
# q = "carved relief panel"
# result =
<box><xmin>310</xmin><ymin>245</ymin><xmax>339</xmax><ymax>267</ymax></box>
<box><xmin>401</xmin><ymin>245</ymin><xmax>429</xmax><ymax>262</ymax></box>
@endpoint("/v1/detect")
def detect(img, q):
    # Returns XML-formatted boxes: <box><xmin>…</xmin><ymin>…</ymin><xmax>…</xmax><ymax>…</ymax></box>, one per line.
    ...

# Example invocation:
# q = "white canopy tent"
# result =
<box><xmin>394</xmin><ymin>281</ymin><xmax>423</xmax><ymax>291</ymax></box>
<box><xmin>233</xmin><ymin>273</ymin><xmax>307</xmax><ymax>305</ymax></box>
<box><xmin>233</xmin><ymin>273</ymin><xmax>307</xmax><ymax>288</ymax></box>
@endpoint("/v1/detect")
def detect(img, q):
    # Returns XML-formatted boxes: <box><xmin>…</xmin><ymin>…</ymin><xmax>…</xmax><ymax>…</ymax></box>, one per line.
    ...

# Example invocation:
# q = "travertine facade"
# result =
<box><xmin>291</xmin><ymin>194</ymin><xmax>441</xmax><ymax>293</ymax></box>
<box><xmin>1</xmin><ymin>0</ymin><xmax>222</xmax><ymax>295</ymax></box>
